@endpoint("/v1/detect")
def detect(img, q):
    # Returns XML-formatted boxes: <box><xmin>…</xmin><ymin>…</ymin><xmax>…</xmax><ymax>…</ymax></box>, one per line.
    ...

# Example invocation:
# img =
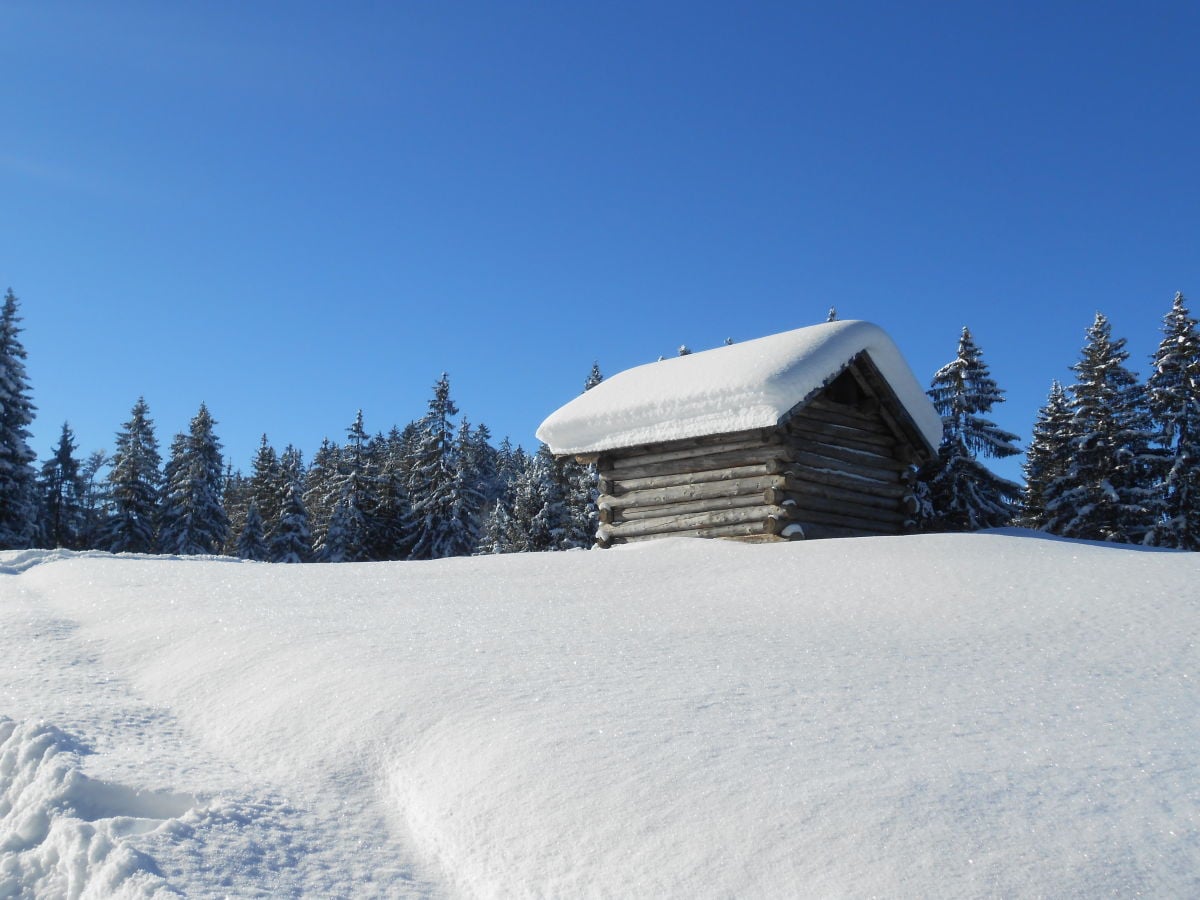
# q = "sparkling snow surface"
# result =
<box><xmin>536</xmin><ymin>321</ymin><xmax>943</xmax><ymax>455</ymax></box>
<box><xmin>2</xmin><ymin>534</ymin><xmax>1198</xmax><ymax>897</ymax></box>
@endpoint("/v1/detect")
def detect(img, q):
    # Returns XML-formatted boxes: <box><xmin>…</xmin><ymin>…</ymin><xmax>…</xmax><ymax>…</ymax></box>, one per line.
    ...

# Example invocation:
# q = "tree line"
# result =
<box><xmin>3</xmin><ymin>285</ymin><xmax>1199</xmax><ymax>557</ymax></box>
<box><xmin>916</xmin><ymin>292</ymin><xmax>1200</xmax><ymax>550</ymax></box>
<box><xmin>1</xmin><ymin>288</ymin><xmax>602</xmax><ymax>560</ymax></box>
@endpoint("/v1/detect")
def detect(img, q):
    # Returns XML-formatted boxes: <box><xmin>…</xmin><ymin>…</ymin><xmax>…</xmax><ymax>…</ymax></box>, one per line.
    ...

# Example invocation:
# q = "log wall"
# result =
<box><xmin>593</xmin><ymin>365</ymin><xmax>925</xmax><ymax>547</ymax></box>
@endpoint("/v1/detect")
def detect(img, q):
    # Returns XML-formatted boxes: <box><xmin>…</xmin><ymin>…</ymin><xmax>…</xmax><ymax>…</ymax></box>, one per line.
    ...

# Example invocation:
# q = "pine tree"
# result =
<box><xmin>503</xmin><ymin>444</ymin><xmax>573</xmax><ymax>552</ymax></box>
<box><xmin>248</xmin><ymin>435</ymin><xmax>287</xmax><ymax>542</ymax></box>
<box><xmin>370</xmin><ymin>429</ymin><xmax>418</xmax><ymax>561</ymax></box>
<box><xmin>304</xmin><ymin>438</ymin><xmax>340</xmax><ymax>555</ymax></box>
<box><xmin>495</xmin><ymin>437</ymin><xmax>526</xmax><ymax>493</ymax></box>
<box><xmin>444</xmin><ymin>418</ymin><xmax>490</xmax><ymax>554</ymax></box>
<box><xmin>1019</xmin><ymin>382</ymin><xmax>1073</xmax><ymax>529</ymax></box>
<box><xmin>1045</xmin><ymin>313</ymin><xmax>1157</xmax><ymax>542</ymax></box>
<box><xmin>234</xmin><ymin>501</ymin><xmax>269</xmax><ymax>560</ymax></box>
<box><xmin>159</xmin><ymin>403</ymin><xmax>229</xmax><ymax>555</ymax></box>
<box><xmin>78</xmin><ymin>450</ymin><xmax>109</xmax><ymax>550</ymax></box>
<box><xmin>477</xmin><ymin>499</ymin><xmax>517</xmax><ymax>555</ymax></box>
<box><xmin>560</xmin><ymin>455</ymin><xmax>597</xmax><ymax>549</ymax></box>
<box><xmin>409</xmin><ymin>374</ymin><xmax>466</xmax><ymax>559</ymax></box>
<box><xmin>559</xmin><ymin>364</ymin><xmax>604</xmax><ymax>549</ymax></box>
<box><xmin>317</xmin><ymin>411</ymin><xmax>376</xmax><ymax>562</ymax></box>
<box><xmin>1146</xmin><ymin>292</ymin><xmax>1200</xmax><ymax>548</ymax></box>
<box><xmin>918</xmin><ymin>327</ymin><xmax>1021</xmax><ymax>530</ymax></box>
<box><xmin>221</xmin><ymin>466</ymin><xmax>251</xmax><ymax>555</ymax></box>
<box><xmin>584</xmin><ymin>363</ymin><xmax>604</xmax><ymax>392</ymax></box>
<box><xmin>104</xmin><ymin>397</ymin><xmax>162</xmax><ymax>554</ymax></box>
<box><xmin>271</xmin><ymin>478</ymin><xmax>312</xmax><ymax>563</ymax></box>
<box><xmin>526</xmin><ymin>445</ymin><xmax>573</xmax><ymax>551</ymax></box>
<box><xmin>0</xmin><ymin>289</ymin><xmax>38</xmax><ymax>548</ymax></box>
<box><xmin>37</xmin><ymin>422</ymin><xmax>86</xmax><ymax>549</ymax></box>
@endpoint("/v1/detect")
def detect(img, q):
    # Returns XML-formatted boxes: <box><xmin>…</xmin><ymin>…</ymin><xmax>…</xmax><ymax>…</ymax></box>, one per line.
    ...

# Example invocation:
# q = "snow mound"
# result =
<box><xmin>0</xmin><ymin>717</ymin><xmax>195</xmax><ymax>898</ymax></box>
<box><xmin>537</xmin><ymin>320</ymin><xmax>942</xmax><ymax>454</ymax></box>
<box><xmin>2</xmin><ymin>534</ymin><xmax>1198</xmax><ymax>895</ymax></box>
<box><xmin>0</xmin><ymin>549</ymin><xmax>112</xmax><ymax>576</ymax></box>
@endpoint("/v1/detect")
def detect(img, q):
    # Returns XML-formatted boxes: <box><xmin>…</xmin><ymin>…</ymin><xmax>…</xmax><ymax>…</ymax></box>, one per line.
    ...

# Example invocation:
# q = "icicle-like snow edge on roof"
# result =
<box><xmin>536</xmin><ymin>320</ymin><xmax>943</xmax><ymax>455</ymax></box>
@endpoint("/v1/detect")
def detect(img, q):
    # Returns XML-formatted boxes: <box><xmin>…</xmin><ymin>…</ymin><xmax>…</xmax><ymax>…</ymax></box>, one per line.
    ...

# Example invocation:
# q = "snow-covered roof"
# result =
<box><xmin>537</xmin><ymin>320</ymin><xmax>942</xmax><ymax>455</ymax></box>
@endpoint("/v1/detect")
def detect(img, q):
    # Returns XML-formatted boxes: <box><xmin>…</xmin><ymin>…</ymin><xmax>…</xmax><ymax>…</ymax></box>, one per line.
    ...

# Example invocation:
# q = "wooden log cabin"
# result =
<box><xmin>536</xmin><ymin>321</ymin><xmax>942</xmax><ymax>546</ymax></box>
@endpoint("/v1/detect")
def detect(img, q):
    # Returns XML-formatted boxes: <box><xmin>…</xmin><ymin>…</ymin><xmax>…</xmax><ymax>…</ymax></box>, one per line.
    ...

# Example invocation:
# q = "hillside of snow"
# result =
<box><xmin>1</xmin><ymin>533</ymin><xmax>1197</xmax><ymax>898</ymax></box>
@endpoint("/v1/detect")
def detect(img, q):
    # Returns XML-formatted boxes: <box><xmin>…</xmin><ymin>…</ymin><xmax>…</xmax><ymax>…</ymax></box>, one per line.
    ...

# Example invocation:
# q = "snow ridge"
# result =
<box><xmin>0</xmin><ymin>717</ymin><xmax>193</xmax><ymax>898</ymax></box>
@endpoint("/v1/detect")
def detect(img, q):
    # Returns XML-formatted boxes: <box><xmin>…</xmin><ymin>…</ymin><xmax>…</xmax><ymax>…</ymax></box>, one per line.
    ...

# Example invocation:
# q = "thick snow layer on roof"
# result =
<box><xmin>538</xmin><ymin>320</ymin><xmax>941</xmax><ymax>455</ymax></box>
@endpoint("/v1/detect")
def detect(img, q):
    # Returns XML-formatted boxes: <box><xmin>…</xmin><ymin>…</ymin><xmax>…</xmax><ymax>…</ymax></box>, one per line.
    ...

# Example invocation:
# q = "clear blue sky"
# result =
<box><xmin>4</xmin><ymin>2</ymin><xmax>1197</xmax><ymax>482</ymax></box>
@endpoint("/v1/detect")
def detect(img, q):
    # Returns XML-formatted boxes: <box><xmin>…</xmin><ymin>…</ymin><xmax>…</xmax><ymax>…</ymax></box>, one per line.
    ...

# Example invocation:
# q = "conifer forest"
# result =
<box><xmin>4</xmin><ymin>286</ymin><xmax>1200</xmax><ymax>558</ymax></box>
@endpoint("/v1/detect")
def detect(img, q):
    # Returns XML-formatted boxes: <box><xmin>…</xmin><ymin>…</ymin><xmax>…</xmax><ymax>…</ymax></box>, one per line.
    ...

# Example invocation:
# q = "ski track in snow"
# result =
<box><xmin>0</xmin><ymin>551</ymin><xmax>435</xmax><ymax>898</ymax></box>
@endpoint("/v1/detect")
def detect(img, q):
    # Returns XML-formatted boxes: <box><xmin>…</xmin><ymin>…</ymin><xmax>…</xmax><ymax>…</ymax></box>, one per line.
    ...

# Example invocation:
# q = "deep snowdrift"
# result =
<box><xmin>1</xmin><ymin>534</ymin><xmax>1197</xmax><ymax>897</ymax></box>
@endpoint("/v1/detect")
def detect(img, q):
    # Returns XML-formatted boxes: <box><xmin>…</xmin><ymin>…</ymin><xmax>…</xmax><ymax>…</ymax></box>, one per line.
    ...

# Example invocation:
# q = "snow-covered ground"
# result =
<box><xmin>1</xmin><ymin>532</ymin><xmax>1197</xmax><ymax>898</ymax></box>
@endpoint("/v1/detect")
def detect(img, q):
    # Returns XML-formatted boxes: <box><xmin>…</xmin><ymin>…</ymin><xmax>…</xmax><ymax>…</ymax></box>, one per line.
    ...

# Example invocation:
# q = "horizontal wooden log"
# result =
<box><xmin>609</xmin><ymin>427</ymin><xmax>774</xmax><ymax>460</ymax></box>
<box><xmin>786</xmin><ymin>416</ymin><xmax>897</xmax><ymax>453</ymax></box>
<box><xmin>790</xmin><ymin>506</ymin><xmax>902</xmax><ymax>534</ymax></box>
<box><xmin>783</xmin><ymin>471</ymin><xmax>908</xmax><ymax>500</ymax></box>
<box><xmin>804</xmin><ymin>397</ymin><xmax>893</xmax><ymax>434</ymax></box>
<box><xmin>788</xmin><ymin>450</ymin><xmax>904</xmax><ymax>485</ymax></box>
<box><xmin>602</xmin><ymin>448</ymin><xmax>789</xmax><ymax>482</ymax></box>
<box><xmin>788</xmin><ymin>437</ymin><xmax>907</xmax><ymax>472</ymax></box>
<box><xmin>608</xmin><ymin>520</ymin><xmax>779</xmax><ymax>544</ymax></box>
<box><xmin>770</xmin><ymin>489</ymin><xmax>906</xmax><ymax>526</ymax></box>
<box><xmin>788</xmin><ymin>521</ymin><xmax>892</xmax><ymax>541</ymax></box>
<box><xmin>601</xmin><ymin>492</ymin><xmax>767</xmax><ymax>523</ymax></box>
<box><xmin>598</xmin><ymin>504</ymin><xmax>792</xmax><ymax>539</ymax></box>
<box><xmin>606</xmin><ymin>434</ymin><xmax>782</xmax><ymax>471</ymax></box>
<box><xmin>766</xmin><ymin>476</ymin><xmax>904</xmax><ymax>511</ymax></box>
<box><xmin>603</xmin><ymin>462</ymin><xmax>783</xmax><ymax>495</ymax></box>
<box><xmin>605</xmin><ymin>473</ymin><xmax>786</xmax><ymax>507</ymax></box>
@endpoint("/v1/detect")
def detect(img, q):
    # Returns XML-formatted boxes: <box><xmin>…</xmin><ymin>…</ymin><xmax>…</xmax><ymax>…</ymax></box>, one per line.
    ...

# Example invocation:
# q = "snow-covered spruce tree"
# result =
<box><xmin>316</xmin><ymin>411</ymin><xmax>376</xmax><ymax>562</ymax></box>
<box><xmin>159</xmin><ymin>403</ymin><xmax>229</xmax><ymax>555</ymax></box>
<box><xmin>234</xmin><ymin>501</ymin><xmax>269</xmax><ymax>560</ymax></box>
<box><xmin>494</xmin><ymin>437</ymin><xmax>526</xmax><ymax>495</ymax></box>
<box><xmin>78</xmin><ymin>450</ymin><xmax>109</xmax><ymax>550</ymax></box>
<box><xmin>103</xmin><ymin>397</ymin><xmax>162</xmax><ymax>554</ymax></box>
<box><xmin>409</xmin><ymin>374</ymin><xmax>475</xmax><ymax>559</ymax></box>
<box><xmin>270</xmin><ymin>471</ymin><xmax>312</xmax><ymax>563</ymax></box>
<box><xmin>559</xmin><ymin>364</ymin><xmax>606</xmax><ymax>549</ymax></box>
<box><xmin>220</xmin><ymin>466</ymin><xmax>251</xmax><ymax>555</ymax></box>
<box><xmin>917</xmin><ymin>327</ymin><xmax>1022</xmax><ymax>531</ymax></box>
<box><xmin>1019</xmin><ymin>382</ymin><xmax>1073</xmax><ymax>529</ymax></box>
<box><xmin>477</xmin><ymin>499</ymin><xmax>518</xmax><ymax>554</ymax></box>
<box><xmin>557</xmin><ymin>456</ymin><xmax>596</xmax><ymax>549</ymax></box>
<box><xmin>319</xmin><ymin>492</ymin><xmax>369</xmax><ymax>562</ymax></box>
<box><xmin>503</xmin><ymin>444</ymin><xmax>573</xmax><ymax>552</ymax></box>
<box><xmin>1044</xmin><ymin>313</ymin><xmax>1157</xmax><ymax>543</ymax></box>
<box><xmin>0</xmin><ymin>288</ymin><xmax>39</xmax><ymax>548</ymax></box>
<box><xmin>248</xmin><ymin>435</ymin><xmax>288</xmax><ymax>541</ymax></box>
<box><xmin>1146</xmin><ymin>292</ymin><xmax>1200</xmax><ymax>549</ymax></box>
<box><xmin>584</xmin><ymin>362</ymin><xmax>604</xmax><ymax>393</ymax></box>
<box><xmin>37</xmin><ymin>422</ymin><xmax>86</xmax><ymax>549</ymax></box>
<box><xmin>369</xmin><ymin>429</ymin><xmax>417</xmax><ymax>561</ymax></box>
<box><xmin>303</xmin><ymin>438</ymin><xmax>340</xmax><ymax>554</ymax></box>
<box><xmin>443</xmin><ymin>417</ymin><xmax>491</xmax><ymax>554</ymax></box>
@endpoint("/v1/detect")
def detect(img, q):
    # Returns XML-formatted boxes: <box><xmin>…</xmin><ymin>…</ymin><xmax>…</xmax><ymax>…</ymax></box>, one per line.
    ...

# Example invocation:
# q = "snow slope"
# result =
<box><xmin>1</xmin><ymin>533</ymin><xmax>1197</xmax><ymax>897</ymax></box>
